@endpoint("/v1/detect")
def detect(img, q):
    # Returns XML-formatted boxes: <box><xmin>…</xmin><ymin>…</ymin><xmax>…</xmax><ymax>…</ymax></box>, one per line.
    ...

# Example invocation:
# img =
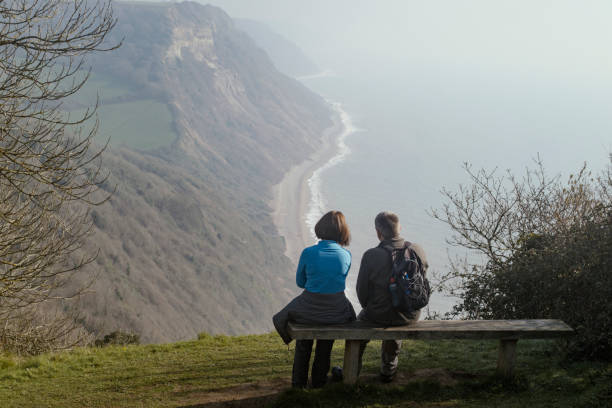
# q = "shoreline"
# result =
<box><xmin>270</xmin><ymin>106</ymin><xmax>345</xmax><ymax>264</ymax></box>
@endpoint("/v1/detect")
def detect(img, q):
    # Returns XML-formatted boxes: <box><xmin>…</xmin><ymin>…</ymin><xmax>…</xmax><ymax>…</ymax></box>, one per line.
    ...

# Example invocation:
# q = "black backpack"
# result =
<box><xmin>385</xmin><ymin>241</ymin><xmax>431</xmax><ymax>314</ymax></box>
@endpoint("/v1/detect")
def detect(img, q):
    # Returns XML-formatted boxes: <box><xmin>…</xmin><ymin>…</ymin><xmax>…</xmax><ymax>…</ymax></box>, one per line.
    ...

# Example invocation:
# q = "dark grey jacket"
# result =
<box><xmin>356</xmin><ymin>237</ymin><xmax>429</xmax><ymax>326</ymax></box>
<box><xmin>273</xmin><ymin>290</ymin><xmax>356</xmax><ymax>344</ymax></box>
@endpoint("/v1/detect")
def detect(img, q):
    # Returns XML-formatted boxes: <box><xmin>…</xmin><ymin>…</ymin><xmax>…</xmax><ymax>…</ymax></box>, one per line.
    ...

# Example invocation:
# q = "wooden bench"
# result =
<box><xmin>288</xmin><ymin>319</ymin><xmax>573</xmax><ymax>384</ymax></box>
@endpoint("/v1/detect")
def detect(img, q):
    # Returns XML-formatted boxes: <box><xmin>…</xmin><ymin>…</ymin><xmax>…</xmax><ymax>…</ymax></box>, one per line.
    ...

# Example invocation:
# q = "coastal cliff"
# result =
<box><xmin>68</xmin><ymin>1</ymin><xmax>334</xmax><ymax>342</ymax></box>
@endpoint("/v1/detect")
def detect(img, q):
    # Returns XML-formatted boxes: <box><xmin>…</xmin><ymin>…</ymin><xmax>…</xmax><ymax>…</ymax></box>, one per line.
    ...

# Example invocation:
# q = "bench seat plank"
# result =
<box><xmin>287</xmin><ymin>319</ymin><xmax>573</xmax><ymax>383</ymax></box>
<box><xmin>288</xmin><ymin>319</ymin><xmax>573</xmax><ymax>341</ymax></box>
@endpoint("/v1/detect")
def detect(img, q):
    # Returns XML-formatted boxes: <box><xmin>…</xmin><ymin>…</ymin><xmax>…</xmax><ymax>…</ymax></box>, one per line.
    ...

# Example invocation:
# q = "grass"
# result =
<box><xmin>74</xmin><ymin>72</ymin><xmax>132</xmax><ymax>103</ymax></box>
<box><xmin>88</xmin><ymin>98</ymin><xmax>178</xmax><ymax>150</ymax></box>
<box><xmin>67</xmin><ymin>72</ymin><xmax>179</xmax><ymax>150</ymax></box>
<box><xmin>0</xmin><ymin>334</ymin><xmax>609</xmax><ymax>407</ymax></box>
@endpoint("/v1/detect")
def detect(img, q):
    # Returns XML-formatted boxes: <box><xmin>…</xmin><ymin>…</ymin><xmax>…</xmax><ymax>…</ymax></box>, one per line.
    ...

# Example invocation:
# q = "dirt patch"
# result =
<box><xmin>408</xmin><ymin>368</ymin><xmax>458</xmax><ymax>386</ymax></box>
<box><xmin>359</xmin><ymin>368</ymin><xmax>477</xmax><ymax>387</ymax></box>
<box><xmin>177</xmin><ymin>378</ymin><xmax>289</xmax><ymax>408</ymax></box>
<box><xmin>178</xmin><ymin>369</ymin><xmax>478</xmax><ymax>407</ymax></box>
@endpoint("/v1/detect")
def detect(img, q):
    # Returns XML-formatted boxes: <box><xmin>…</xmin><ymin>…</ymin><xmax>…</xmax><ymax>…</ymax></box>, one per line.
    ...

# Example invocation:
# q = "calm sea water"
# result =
<box><xmin>300</xmin><ymin>62</ymin><xmax>611</xmax><ymax>314</ymax></box>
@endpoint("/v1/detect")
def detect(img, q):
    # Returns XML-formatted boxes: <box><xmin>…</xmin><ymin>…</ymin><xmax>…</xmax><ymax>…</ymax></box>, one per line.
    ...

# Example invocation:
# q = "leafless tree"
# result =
<box><xmin>430</xmin><ymin>156</ymin><xmax>611</xmax><ymax>308</ymax></box>
<box><xmin>435</xmin><ymin>159</ymin><xmax>601</xmax><ymax>259</ymax></box>
<box><xmin>0</xmin><ymin>0</ymin><xmax>118</xmax><ymax>352</ymax></box>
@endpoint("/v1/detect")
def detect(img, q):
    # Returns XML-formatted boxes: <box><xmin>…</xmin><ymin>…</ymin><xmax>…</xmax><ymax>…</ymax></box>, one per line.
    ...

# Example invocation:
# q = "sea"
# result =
<box><xmin>298</xmin><ymin>60</ymin><xmax>611</xmax><ymax>315</ymax></box>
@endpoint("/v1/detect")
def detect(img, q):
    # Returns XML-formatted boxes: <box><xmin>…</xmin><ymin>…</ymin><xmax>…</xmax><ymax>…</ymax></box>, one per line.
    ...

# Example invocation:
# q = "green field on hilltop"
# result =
<box><xmin>73</xmin><ymin>73</ymin><xmax>132</xmax><ymax>103</ymax></box>
<box><xmin>0</xmin><ymin>333</ymin><xmax>610</xmax><ymax>408</ymax></box>
<box><xmin>68</xmin><ymin>73</ymin><xmax>178</xmax><ymax>150</ymax></box>
<box><xmin>87</xmin><ymin>98</ymin><xmax>178</xmax><ymax>150</ymax></box>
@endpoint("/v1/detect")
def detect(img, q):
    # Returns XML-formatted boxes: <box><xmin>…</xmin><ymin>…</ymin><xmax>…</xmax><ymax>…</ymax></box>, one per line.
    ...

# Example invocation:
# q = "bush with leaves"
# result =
<box><xmin>94</xmin><ymin>331</ymin><xmax>140</xmax><ymax>347</ymax></box>
<box><xmin>433</xmin><ymin>156</ymin><xmax>612</xmax><ymax>360</ymax></box>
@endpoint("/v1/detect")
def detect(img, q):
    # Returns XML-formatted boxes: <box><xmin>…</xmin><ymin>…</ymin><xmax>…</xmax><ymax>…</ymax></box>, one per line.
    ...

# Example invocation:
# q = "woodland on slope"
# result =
<box><xmin>63</xmin><ymin>1</ymin><xmax>333</xmax><ymax>343</ymax></box>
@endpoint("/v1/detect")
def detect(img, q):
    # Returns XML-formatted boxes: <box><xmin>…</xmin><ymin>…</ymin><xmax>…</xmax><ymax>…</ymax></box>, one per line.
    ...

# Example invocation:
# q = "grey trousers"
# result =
<box><xmin>358</xmin><ymin>338</ymin><xmax>401</xmax><ymax>376</ymax></box>
<box><xmin>357</xmin><ymin>310</ymin><xmax>421</xmax><ymax>376</ymax></box>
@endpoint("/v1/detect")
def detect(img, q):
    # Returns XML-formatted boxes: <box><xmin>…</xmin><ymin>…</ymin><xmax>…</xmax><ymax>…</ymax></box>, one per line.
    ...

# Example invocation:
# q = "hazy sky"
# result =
<box><xmin>207</xmin><ymin>0</ymin><xmax>612</xmax><ymax>83</ymax></box>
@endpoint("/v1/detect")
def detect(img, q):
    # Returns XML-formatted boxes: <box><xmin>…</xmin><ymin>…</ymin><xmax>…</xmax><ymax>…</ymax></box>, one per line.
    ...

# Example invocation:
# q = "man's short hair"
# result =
<box><xmin>375</xmin><ymin>211</ymin><xmax>400</xmax><ymax>240</ymax></box>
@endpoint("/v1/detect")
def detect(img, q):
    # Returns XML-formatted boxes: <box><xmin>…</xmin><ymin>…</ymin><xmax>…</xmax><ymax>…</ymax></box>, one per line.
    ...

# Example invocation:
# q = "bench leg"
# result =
<box><xmin>343</xmin><ymin>340</ymin><xmax>361</xmax><ymax>385</ymax></box>
<box><xmin>497</xmin><ymin>339</ymin><xmax>518</xmax><ymax>377</ymax></box>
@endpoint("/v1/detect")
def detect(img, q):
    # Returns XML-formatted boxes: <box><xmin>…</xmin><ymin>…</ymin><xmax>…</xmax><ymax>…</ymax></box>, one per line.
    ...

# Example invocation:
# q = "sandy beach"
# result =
<box><xmin>270</xmin><ymin>109</ymin><xmax>344</xmax><ymax>264</ymax></box>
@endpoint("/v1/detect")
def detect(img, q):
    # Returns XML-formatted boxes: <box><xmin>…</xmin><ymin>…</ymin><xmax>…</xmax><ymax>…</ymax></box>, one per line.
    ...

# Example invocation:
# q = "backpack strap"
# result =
<box><xmin>404</xmin><ymin>241</ymin><xmax>425</xmax><ymax>277</ymax></box>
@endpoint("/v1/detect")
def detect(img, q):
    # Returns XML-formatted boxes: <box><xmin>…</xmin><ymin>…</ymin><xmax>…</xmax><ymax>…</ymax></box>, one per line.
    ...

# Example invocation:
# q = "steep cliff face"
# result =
<box><xmin>72</xmin><ymin>2</ymin><xmax>332</xmax><ymax>342</ymax></box>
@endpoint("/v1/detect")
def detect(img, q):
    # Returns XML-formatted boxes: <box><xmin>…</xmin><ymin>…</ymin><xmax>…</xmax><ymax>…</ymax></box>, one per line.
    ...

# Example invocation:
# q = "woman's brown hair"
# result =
<box><xmin>314</xmin><ymin>210</ymin><xmax>351</xmax><ymax>246</ymax></box>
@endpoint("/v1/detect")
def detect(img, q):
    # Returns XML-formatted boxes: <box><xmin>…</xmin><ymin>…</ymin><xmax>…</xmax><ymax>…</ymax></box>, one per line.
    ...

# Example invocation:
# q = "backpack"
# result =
<box><xmin>385</xmin><ymin>241</ymin><xmax>431</xmax><ymax>314</ymax></box>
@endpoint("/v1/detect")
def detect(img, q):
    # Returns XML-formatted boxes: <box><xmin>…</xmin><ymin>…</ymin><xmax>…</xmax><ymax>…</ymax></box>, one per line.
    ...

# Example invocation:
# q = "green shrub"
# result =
<box><xmin>458</xmin><ymin>217</ymin><xmax>612</xmax><ymax>360</ymax></box>
<box><xmin>94</xmin><ymin>331</ymin><xmax>140</xmax><ymax>347</ymax></box>
<box><xmin>434</xmin><ymin>157</ymin><xmax>612</xmax><ymax>360</ymax></box>
<box><xmin>197</xmin><ymin>332</ymin><xmax>212</xmax><ymax>340</ymax></box>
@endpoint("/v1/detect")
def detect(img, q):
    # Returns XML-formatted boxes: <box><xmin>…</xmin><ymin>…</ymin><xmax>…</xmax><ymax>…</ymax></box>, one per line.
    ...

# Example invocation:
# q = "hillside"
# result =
<box><xmin>63</xmin><ymin>1</ymin><xmax>334</xmax><ymax>342</ymax></box>
<box><xmin>0</xmin><ymin>336</ymin><xmax>610</xmax><ymax>407</ymax></box>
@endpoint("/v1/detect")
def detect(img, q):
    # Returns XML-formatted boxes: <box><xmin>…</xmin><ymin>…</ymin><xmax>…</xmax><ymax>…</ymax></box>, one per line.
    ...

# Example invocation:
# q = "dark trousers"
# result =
<box><xmin>292</xmin><ymin>339</ymin><xmax>334</xmax><ymax>388</ymax></box>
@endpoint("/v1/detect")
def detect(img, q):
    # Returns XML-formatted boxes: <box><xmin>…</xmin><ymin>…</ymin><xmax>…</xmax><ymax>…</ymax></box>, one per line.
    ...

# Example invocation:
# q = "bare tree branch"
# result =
<box><xmin>0</xmin><ymin>0</ymin><xmax>118</xmax><ymax>352</ymax></box>
<box><xmin>430</xmin><ymin>156</ymin><xmax>611</xmax><ymax>315</ymax></box>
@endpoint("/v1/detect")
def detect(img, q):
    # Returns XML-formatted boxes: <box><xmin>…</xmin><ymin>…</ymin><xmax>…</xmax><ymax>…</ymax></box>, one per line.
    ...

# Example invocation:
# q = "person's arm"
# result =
<box><xmin>296</xmin><ymin>249</ymin><xmax>307</xmax><ymax>288</ymax></box>
<box><xmin>356</xmin><ymin>252</ymin><xmax>369</xmax><ymax>308</ymax></box>
<box><xmin>343</xmin><ymin>249</ymin><xmax>352</xmax><ymax>278</ymax></box>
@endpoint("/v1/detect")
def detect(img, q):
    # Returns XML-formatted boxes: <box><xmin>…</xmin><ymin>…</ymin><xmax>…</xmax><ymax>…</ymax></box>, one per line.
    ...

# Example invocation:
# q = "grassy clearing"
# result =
<box><xmin>68</xmin><ymin>72</ymin><xmax>178</xmax><ymax>150</ymax></box>
<box><xmin>89</xmin><ymin>98</ymin><xmax>178</xmax><ymax>149</ymax></box>
<box><xmin>74</xmin><ymin>72</ymin><xmax>132</xmax><ymax>103</ymax></box>
<box><xmin>70</xmin><ymin>98</ymin><xmax>178</xmax><ymax>150</ymax></box>
<box><xmin>0</xmin><ymin>334</ymin><xmax>609</xmax><ymax>407</ymax></box>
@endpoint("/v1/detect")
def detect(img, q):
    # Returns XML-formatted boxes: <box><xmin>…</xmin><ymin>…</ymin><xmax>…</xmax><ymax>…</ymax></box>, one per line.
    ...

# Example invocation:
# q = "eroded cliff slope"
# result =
<box><xmin>71</xmin><ymin>2</ymin><xmax>331</xmax><ymax>342</ymax></box>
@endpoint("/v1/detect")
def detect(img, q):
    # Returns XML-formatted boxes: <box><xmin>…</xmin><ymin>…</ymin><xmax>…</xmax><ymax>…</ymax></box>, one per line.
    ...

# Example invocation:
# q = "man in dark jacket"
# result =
<box><xmin>356</xmin><ymin>211</ymin><xmax>429</xmax><ymax>382</ymax></box>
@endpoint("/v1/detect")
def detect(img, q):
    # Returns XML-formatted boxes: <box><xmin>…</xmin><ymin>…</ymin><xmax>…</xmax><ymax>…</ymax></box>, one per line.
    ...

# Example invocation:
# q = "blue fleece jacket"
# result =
<box><xmin>296</xmin><ymin>240</ymin><xmax>351</xmax><ymax>294</ymax></box>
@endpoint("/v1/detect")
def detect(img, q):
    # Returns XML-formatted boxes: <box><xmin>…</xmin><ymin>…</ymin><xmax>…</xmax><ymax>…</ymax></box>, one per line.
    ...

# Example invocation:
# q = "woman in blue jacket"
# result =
<box><xmin>273</xmin><ymin>210</ymin><xmax>355</xmax><ymax>388</ymax></box>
